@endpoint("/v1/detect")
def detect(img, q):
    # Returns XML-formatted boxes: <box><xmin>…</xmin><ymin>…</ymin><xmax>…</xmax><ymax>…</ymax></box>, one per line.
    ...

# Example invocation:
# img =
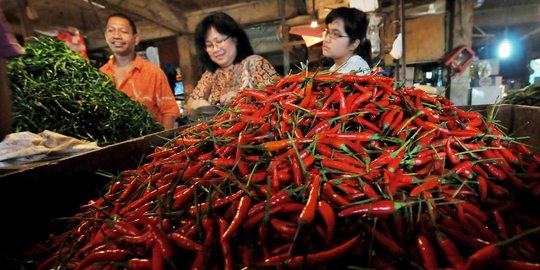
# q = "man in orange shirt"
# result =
<box><xmin>100</xmin><ymin>13</ymin><xmax>180</xmax><ymax>129</ymax></box>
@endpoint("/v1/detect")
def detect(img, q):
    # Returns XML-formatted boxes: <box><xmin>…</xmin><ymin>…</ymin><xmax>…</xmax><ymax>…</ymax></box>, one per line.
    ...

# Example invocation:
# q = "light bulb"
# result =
<box><xmin>498</xmin><ymin>39</ymin><xmax>511</xmax><ymax>59</ymax></box>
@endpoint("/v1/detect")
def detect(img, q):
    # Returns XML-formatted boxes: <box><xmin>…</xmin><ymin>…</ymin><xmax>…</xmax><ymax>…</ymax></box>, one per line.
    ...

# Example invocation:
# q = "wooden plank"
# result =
<box><xmin>383</xmin><ymin>14</ymin><xmax>446</xmax><ymax>66</ymax></box>
<box><xmin>512</xmin><ymin>105</ymin><xmax>540</xmax><ymax>149</ymax></box>
<box><xmin>404</xmin><ymin>14</ymin><xmax>445</xmax><ymax>63</ymax></box>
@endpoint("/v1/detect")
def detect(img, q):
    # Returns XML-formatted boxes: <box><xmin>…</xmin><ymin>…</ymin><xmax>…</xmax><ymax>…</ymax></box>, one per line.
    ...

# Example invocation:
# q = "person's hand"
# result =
<box><xmin>219</xmin><ymin>91</ymin><xmax>239</xmax><ymax>105</ymax></box>
<box><xmin>187</xmin><ymin>99</ymin><xmax>211</xmax><ymax>114</ymax></box>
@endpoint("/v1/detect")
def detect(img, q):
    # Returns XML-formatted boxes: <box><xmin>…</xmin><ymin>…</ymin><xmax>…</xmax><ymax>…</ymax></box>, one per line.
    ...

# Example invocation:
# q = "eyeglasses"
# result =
<box><xmin>323</xmin><ymin>29</ymin><xmax>349</xmax><ymax>40</ymax></box>
<box><xmin>205</xmin><ymin>36</ymin><xmax>230</xmax><ymax>51</ymax></box>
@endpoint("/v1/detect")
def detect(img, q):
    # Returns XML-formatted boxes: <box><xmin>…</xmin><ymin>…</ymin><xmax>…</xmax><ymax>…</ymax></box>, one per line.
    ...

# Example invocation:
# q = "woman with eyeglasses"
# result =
<box><xmin>322</xmin><ymin>7</ymin><xmax>372</xmax><ymax>74</ymax></box>
<box><xmin>187</xmin><ymin>12</ymin><xmax>279</xmax><ymax>112</ymax></box>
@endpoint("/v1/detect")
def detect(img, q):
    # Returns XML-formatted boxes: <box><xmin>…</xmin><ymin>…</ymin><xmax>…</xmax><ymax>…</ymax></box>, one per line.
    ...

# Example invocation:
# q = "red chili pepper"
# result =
<box><xmin>338</xmin><ymin>200</ymin><xmax>405</xmax><ymax>217</ymax></box>
<box><xmin>451</xmin><ymin>160</ymin><xmax>473</xmax><ymax>175</ymax></box>
<box><xmin>321</xmin><ymin>159</ymin><xmax>366</xmax><ymax>175</ymax></box>
<box><xmin>376</xmin><ymin>79</ymin><xmax>399</xmax><ymax>96</ymax></box>
<box><xmin>299</xmin><ymin>172</ymin><xmax>321</xmax><ymax>226</ymax></box>
<box><xmin>148</xmin><ymin>146</ymin><xmax>180</xmax><ymax>161</ymax></box>
<box><xmin>491</xmin><ymin>210</ymin><xmax>508</xmax><ymax>240</ymax></box>
<box><xmin>361</xmin><ymin>182</ymin><xmax>379</xmax><ymax>198</ymax></box>
<box><xmin>381</xmin><ymin>107</ymin><xmax>399</xmax><ymax>130</ymax></box>
<box><xmin>322</xmin><ymin>182</ymin><xmax>350</xmax><ymax>206</ymax></box>
<box><xmin>140</xmin><ymin>217</ymin><xmax>174</xmax><ymax>261</ymax></box>
<box><xmin>309</xmin><ymin>109</ymin><xmax>338</xmax><ymax>118</ymax></box>
<box><xmin>387</xmin><ymin>148</ymin><xmax>406</xmax><ymax>173</ymax></box>
<box><xmin>435</xmin><ymin>231</ymin><xmax>465</xmax><ymax>270</ymax></box>
<box><xmin>363</xmin><ymin>223</ymin><xmax>405</xmax><ymax>256</ymax></box>
<box><xmin>291</xmin><ymin>155</ymin><xmax>303</xmax><ymax>186</ymax></box>
<box><xmin>215</xmin><ymin>217</ymin><xmax>234</xmax><ymax>270</ymax></box>
<box><xmin>263</xmin><ymin>138</ymin><xmax>313</xmax><ymax>152</ymax></box>
<box><xmin>416</xmin><ymin>130</ymin><xmax>437</xmax><ymax>148</ymax></box>
<box><xmin>270</xmin><ymin>217</ymin><xmax>297</xmax><ymax>235</ymax></box>
<box><xmin>498</xmin><ymin>260</ymin><xmax>540</xmax><ymax>270</ymax></box>
<box><xmin>389</xmin><ymin>110</ymin><xmax>404</xmax><ymax>131</ymax></box>
<box><xmin>410</xmin><ymin>178</ymin><xmax>440</xmax><ymax>196</ymax></box>
<box><xmin>169</xmin><ymin>232</ymin><xmax>203</xmax><ymax>252</ymax></box>
<box><xmin>352</xmin><ymin>82</ymin><xmax>370</xmax><ymax>93</ymax></box>
<box><xmin>350</xmin><ymin>91</ymin><xmax>373</xmax><ymax>112</ymax></box>
<box><xmin>127</xmin><ymin>258</ymin><xmax>152</xmax><ymax>270</ymax></box>
<box><xmin>481</xmin><ymin>162</ymin><xmax>507</xmax><ymax>180</ymax></box>
<box><xmin>306</xmin><ymin>119</ymin><xmax>331</xmax><ymax>138</ymax></box>
<box><xmin>243</xmin><ymin>205</ymin><xmax>282</xmax><ymax>230</ymax></box>
<box><xmin>420</xmin><ymin>107</ymin><xmax>440</xmax><ymax>122</ymax></box>
<box><xmin>326</xmin><ymin>132</ymin><xmax>379</xmax><ymax>141</ymax></box>
<box><xmin>212</xmin><ymin>157</ymin><xmax>237</xmax><ymax>167</ymax></box>
<box><xmin>75</xmin><ymin>249</ymin><xmax>128</xmax><ymax>270</ymax></box>
<box><xmin>189</xmin><ymin>189</ymin><xmax>244</xmax><ymax>216</ymax></box>
<box><xmin>222</xmin><ymin>196</ymin><xmax>252</xmax><ymax>241</ymax></box>
<box><xmin>284</xmin><ymin>235</ymin><xmax>361</xmax><ymax>269</ymax></box>
<box><xmin>119</xmin><ymin>183</ymin><xmax>172</xmax><ymax>215</ymax></box>
<box><xmin>495</xmin><ymin>147</ymin><xmax>520</xmax><ymax>165</ymax></box>
<box><xmin>298</xmin><ymin>80</ymin><xmax>313</xmax><ymax>108</ymax></box>
<box><xmin>417</xmin><ymin>234</ymin><xmax>438</xmax><ymax>270</ymax></box>
<box><xmin>243</xmin><ymin>89</ymin><xmax>268</xmax><ymax>100</ymax></box>
<box><xmin>248</xmin><ymin>190</ymin><xmax>290</xmax><ymax>217</ymax></box>
<box><xmin>478</xmin><ymin>175</ymin><xmax>488</xmax><ymax>202</ymax></box>
<box><xmin>448</xmin><ymin>129</ymin><xmax>483</xmax><ymax>138</ymax></box>
<box><xmin>446</xmin><ymin>138</ymin><xmax>461</xmax><ymax>165</ymax></box>
<box><xmin>460</xmin><ymin>201</ymin><xmax>489</xmax><ymax>223</ymax></box>
<box><xmin>317</xmin><ymin>201</ymin><xmax>335</xmax><ymax>246</ymax></box>
<box><xmin>353</xmin><ymin>116</ymin><xmax>382</xmax><ymax>132</ymax></box>
<box><xmin>370</xmin><ymin>152</ymin><xmax>393</xmax><ymax>169</ymax></box>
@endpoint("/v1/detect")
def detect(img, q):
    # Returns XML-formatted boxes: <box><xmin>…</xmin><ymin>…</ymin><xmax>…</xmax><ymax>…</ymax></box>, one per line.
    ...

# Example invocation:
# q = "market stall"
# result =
<box><xmin>1</xmin><ymin>0</ymin><xmax>540</xmax><ymax>269</ymax></box>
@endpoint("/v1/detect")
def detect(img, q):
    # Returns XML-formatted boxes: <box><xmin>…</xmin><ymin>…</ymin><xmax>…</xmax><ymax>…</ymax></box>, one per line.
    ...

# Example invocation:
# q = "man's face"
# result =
<box><xmin>105</xmin><ymin>16</ymin><xmax>139</xmax><ymax>56</ymax></box>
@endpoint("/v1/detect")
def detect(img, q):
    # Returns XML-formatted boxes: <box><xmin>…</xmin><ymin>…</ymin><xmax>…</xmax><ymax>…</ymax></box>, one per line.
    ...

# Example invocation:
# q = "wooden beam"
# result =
<box><xmin>294</xmin><ymin>0</ymin><xmax>308</xmax><ymax>15</ymax></box>
<box><xmin>97</xmin><ymin>0</ymin><xmax>182</xmax><ymax>33</ymax></box>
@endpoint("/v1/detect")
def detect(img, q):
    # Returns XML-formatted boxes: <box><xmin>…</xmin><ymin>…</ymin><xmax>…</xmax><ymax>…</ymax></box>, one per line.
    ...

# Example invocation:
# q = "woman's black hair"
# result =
<box><xmin>325</xmin><ymin>7</ymin><xmax>372</xmax><ymax>68</ymax></box>
<box><xmin>195</xmin><ymin>12</ymin><xmax>254</xmax><ymax>72</ymax></box>
<box><xmin>106</xmin><ymin>13</ymin><xmax>137</xmax><ymax>34</ymax></box>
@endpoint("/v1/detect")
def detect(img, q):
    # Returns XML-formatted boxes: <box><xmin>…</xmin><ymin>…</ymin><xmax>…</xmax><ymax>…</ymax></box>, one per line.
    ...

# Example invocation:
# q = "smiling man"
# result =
<box><xmin>99</xmin><ymin>13</ymin><xmax>180</xmax><ymax>129</ymax></box>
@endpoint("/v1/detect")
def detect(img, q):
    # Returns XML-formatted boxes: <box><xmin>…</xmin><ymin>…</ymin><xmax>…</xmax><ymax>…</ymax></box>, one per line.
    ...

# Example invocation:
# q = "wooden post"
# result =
<box><xmin>399</xmin><ymin>0</ymin><xmax>406</xmax><ymax>81</ymax></box>
<box><xmin>16</xmin><ymin>0</ymin><xmax>33</xmax><ymax>40</ymax></box>
<box><xmin>279</xmin><ymin>0</ymin><xmax>290</xmax><ymax>75</ymax></box>
<box><xmin>449</xmin><ymin>0</ymin><xmax>474</xmax><ymax>105</ymax></box>
<box><xmin>177</xmin><ymin>35</ymin><xmax>196</xmax><ymax>95</ymax></box>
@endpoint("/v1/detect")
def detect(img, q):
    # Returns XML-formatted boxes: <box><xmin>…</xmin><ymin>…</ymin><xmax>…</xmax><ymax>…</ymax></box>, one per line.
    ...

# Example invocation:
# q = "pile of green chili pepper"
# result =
<box><xmin>502</xmin><ymin>83</ymin><xmax>540</xmax><ymax>107</ymax></box>
<box><xmin>32</xmin><ymin>70</ymin><xmax>539</xmax><ymax>269</ymax></box>
<box><xmin>7</xmin><ymin>36</ymin><xmax>162</xmax><ymax>146</ymax></box>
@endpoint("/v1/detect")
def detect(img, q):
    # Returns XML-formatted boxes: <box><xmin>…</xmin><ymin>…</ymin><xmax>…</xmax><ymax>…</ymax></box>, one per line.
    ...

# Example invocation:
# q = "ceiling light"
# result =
<box><xmin>498</xmin><ymin>39</ymin><xmax>511</xmax><ymax>59</ymax></box>
<box><xmin>82</xmin><ymin>0</ymin><xmax>105</xmax><ymax>9</ymax></box>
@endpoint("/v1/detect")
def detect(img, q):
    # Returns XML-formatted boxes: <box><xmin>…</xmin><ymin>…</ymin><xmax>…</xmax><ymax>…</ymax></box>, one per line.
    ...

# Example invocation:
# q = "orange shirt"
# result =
<box><xmin>100</xmin><ymin>55</ymin><xmax>180</xmax><ymax>125</ymax></box>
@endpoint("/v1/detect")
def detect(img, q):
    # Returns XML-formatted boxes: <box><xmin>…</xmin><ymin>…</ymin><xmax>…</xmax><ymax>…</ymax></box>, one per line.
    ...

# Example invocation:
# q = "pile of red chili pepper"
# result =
<box><xmin>34</xmin><ymin>71</ymin><xmax>540</xmax><ymax>270</ymax></box>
